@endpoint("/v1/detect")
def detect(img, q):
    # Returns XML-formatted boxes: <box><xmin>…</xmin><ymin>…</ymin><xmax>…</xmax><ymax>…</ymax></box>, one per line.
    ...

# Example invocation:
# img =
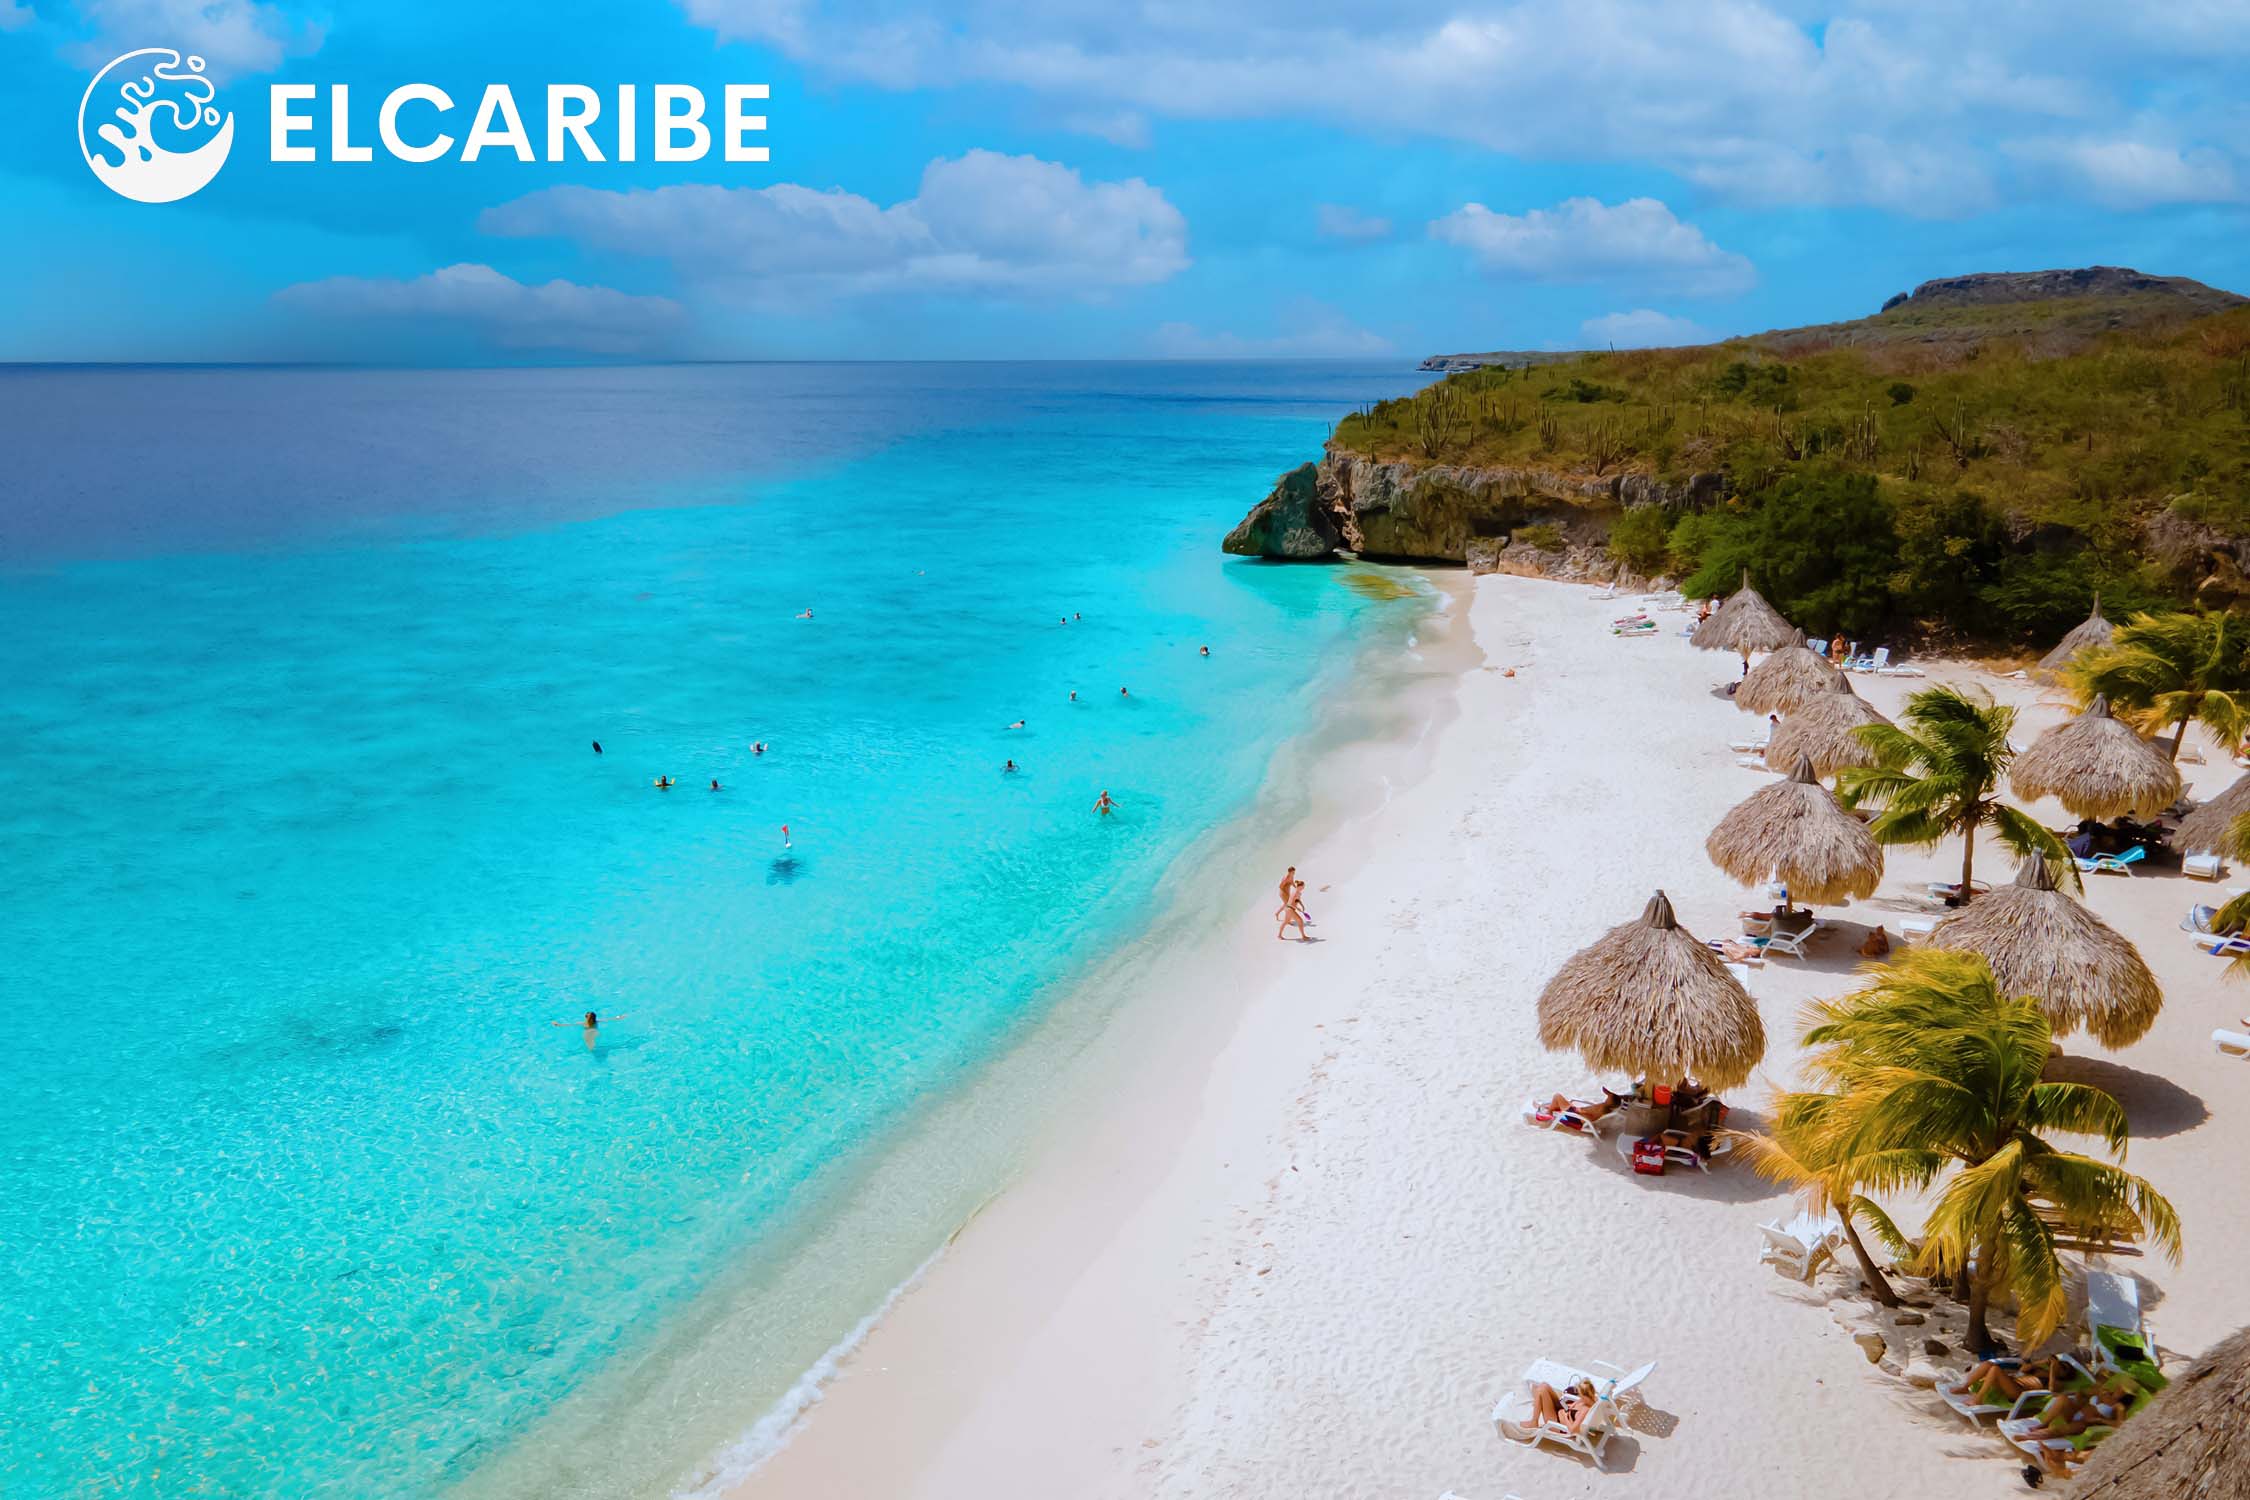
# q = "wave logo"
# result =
<box><xmin>78</xmin><ymin>48</ymin><xmax>235</xmax><ymax>203</ymax></box>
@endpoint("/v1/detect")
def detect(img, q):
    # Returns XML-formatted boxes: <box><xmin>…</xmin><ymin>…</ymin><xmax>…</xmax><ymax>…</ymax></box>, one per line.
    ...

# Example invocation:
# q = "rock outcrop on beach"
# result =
<box><xmin>1223</xmin><ymin>449</ymin><xmax>1725</xmax><ymax>570</ymax></box>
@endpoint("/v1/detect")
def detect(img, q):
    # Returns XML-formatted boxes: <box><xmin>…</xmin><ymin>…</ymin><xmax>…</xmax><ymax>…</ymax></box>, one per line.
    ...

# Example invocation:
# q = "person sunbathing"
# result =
<box><xmin>2019</xmin><ymin>1374</ymin><xmax>2138</xmax><ymax>1441</ymax></box>
<box><xmin>1960</xmin><ymin>1355</ymin><xmax>2061</xmax><ymax>1407</ymax></box>
<box><xmin>1528</xmin><ymin>1378</ymin><xmax>1599</xmax><ymax>1435</ymax></box>
<box><xmin>1541</xmin><ymin>1088</ymin><xmax>1624</xmax><ymax>1123</ymax></box>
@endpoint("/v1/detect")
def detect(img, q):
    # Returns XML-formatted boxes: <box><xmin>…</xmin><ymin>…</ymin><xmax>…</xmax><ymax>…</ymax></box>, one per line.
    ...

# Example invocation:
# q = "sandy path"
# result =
<box><xmin>725</xmin><ymin>574</ymin><xmax>2242</xmax><ymax>1500</ymax></box>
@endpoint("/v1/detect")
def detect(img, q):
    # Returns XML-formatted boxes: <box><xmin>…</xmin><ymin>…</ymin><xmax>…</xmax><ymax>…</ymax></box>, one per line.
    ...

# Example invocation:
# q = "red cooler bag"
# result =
<box><xmin>1630</xmin><ymin>1137</ymin><xmax>1667</xmax><ymax>1175</ymax></box>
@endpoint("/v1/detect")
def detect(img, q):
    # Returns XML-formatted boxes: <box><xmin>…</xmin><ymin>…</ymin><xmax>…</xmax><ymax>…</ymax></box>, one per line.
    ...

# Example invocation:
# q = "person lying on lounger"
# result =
<box><xmin>1541</xmin><ymin>1088</ymin><xmax>1627</xmax><ymax>1122</ymax></box>
<box><xmin>1528</xmin><ymin>1378</ymin><xmax>1600</xmax><ymax>1435</ymax></box>
<box><xmin>1960</xmin><ymin>1355</ymin><xmax>2063</xmax><ymax>1407</ymax></box>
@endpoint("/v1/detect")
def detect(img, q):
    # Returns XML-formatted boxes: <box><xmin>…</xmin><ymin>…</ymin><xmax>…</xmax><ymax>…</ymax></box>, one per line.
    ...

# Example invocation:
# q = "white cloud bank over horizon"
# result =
<box><xmin>1430</xmin><ymin>197</ymin><xmax>1755</xmax><ymax>296</ymax></box>
<box><xmin>672</xmin><ymin>0</ymin><xmax>2250</xmax><ymax>218</ymax></box>
<box><xmin>481</xmin><ymin>150</ymin><xmax>1188</xmax><ymax>302</ymax></box>
<box><xmin>274</xmin><ymin>263</ymin><xmax>684</xmax><ymax>354</ymax></box>
<box><xmin>1148</xmin><ymin>304</ymin><xmax>1393</xmax><ymax>358</ymax></box>
<box><xmin>1578</xmin><ymin>308</ymin><xmax>1716</xmax><ymax>349</ymax></box>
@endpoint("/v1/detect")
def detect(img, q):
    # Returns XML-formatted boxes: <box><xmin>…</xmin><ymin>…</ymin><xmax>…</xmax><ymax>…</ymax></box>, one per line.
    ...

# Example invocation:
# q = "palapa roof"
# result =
<box><xmin>1763</xmin><ymin>674</ymin><xmax>1892</xmax><ymax>777</ymax></box>
<box><xmin>2009</xmin><ymin>694</ymin><xmax>2183</xmax><ymax>821</ymax></box>
<box><xmin>1535</xmin><ymin>890</ymin><xmax>1766</xmax><ymax>1090</ymax></box>
<box><xmin>1734</xmin><ymin>630</ymin><xmax>1841</xmax><ymax>716</ymax></box>
<box><xmin>1925</xmin><ymin>850</ymin><xmax>2163</xmax><ymax>1048</ymax></box>
<box><xmin>2035</xmin><ymin>595</ymin><xmax>2113</xmax><ymax>680</ymax></box>
<box><xmin>2072</xmin><ymin>1324</ymin><xmax>2250</xmax><ymax>1500</ymax></box>
<box><xmin>1691</xmin><ymin>571</ymin><xmax>1797</xmax><ymax>657</ymax></box>
<box><xmin>2176</xmin><ymin>771</ymin><xmax>2250</xmax><ymax>856</ymax></box>
<box><xmin>1705</xmin><ymin>754</ymin><xmax>1884</xmax><ymax>905</ymax></box>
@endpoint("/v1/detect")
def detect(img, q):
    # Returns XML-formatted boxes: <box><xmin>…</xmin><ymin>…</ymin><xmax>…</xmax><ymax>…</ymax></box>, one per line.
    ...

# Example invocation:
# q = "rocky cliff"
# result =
<box><xmin>1223</xmin><ymin>450</ymin><xmax>1725</xmax><ymax>568</ymax></box>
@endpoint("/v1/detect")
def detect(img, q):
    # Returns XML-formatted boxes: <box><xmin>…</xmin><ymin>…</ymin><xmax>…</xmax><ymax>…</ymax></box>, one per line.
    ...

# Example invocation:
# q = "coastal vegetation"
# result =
<box><xmin>1774</xmin><ymin>950</ymin><xmax>2182</xmax><ymax>1351</ymax></box>
<box><xmin>1837</xmin><ymin>685</ymin><xmax>2068</xmax><ymax>892</ymax></box>
<box><xmin>2067</xmin><ymin>608</ymin><xmax>2250</xmax><ymax>758</ymax></box>
<box><xmin>1329</xmin><ymin>274</ymin><xmax>2250</xmax><ymax>644</ymax></box>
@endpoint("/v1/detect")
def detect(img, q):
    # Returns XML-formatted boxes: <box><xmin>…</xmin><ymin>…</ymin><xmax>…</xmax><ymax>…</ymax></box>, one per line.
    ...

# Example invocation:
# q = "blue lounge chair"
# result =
<box><xmin>2075</xmin><ymin>846</ymin><xmax>2147</xmax><ymax>876</ymax></box>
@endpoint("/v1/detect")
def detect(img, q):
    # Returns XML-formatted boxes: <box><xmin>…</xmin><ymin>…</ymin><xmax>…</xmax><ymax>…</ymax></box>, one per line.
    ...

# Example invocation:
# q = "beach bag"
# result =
<box><xmin>1630</xmin><ymin>1138</ymin><xmax>1666</xmax><ymax>1175</ymax></box>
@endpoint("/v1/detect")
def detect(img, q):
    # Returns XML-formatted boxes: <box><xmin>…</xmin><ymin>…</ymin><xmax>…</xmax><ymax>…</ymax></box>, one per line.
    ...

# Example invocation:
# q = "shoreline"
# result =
<box><xmin>717</xmin><ymin>574</ymin><xmax>2246</xmax><ymax>1500</ymax></box>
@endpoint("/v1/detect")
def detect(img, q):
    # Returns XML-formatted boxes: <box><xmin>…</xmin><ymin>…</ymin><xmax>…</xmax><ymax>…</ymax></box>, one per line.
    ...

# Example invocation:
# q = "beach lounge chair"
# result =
<box><xmin>2075</xmin><ymin>846</ymin><xmax>2147</xmax><ymax>876</ymax></box>
<box><xmin>1936</xmin><ymin>1353</ymin><xmax>2096</xmax><ymax>1427</ymax></box>
<box><xmin>2084</xmin><ymin>1271</ymin><xmax>2162</xmax><ymax>1381</ymax></box>
<box><xmin>1849</xmin><ymin>646</ymin><xmax>1890</xmax><ymax>673</ymax></box>
<box><xmin>1521</xmin><ymin>1096</ymin><xmax>1610</xmax><ymax>1137</ymax></box>
<box><xmin>1615</xmin><ymin>1131</ymin><xmax>1730</xmax><ymax>1174</ymax></box>
<box><xmin>1899</xmin><ymin>917</ymin><xmax>1937</xmax><ymax>941</ymax></box>
<box><xmin>1491</xmin><ymin>1357</ymin><xmax>1655</xmax><ymax>1470</ymax></box>
<box><xmin>2196</xmin><ymin>934</ymin><xmax>2250</xmax><ymax>958</ymax></box>
<box><xmin>1756</xmin><ymin>1209</ymin><xmax>1842</xmax><ymax>1281</ymax></box>
<box><xmin>2215</xmin><ymin>1028</ymin><xmax>2250</xmax><ymax>1058</ymax></box>
<box><xmin>1752</xmin><ymin>928</ymin><xmax>1813</xmax><ymax>960</ymax></box>
<box><xmin>2186</xmin><ymin>852</ymin><xmax>2226</xmax><ymax>880</ymax></box>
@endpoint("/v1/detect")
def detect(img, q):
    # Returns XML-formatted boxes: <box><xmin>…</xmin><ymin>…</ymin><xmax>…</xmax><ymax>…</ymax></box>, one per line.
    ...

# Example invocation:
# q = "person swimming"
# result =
<box><xmin>592</xmin><ymin>740</ymin><xmax>603</xmax><ymax>754</ymax></box>
<box><xmin>553</xmin><ymin>1009</ymin><xmax>628</xmax><ymax>1049</ymax></box>
<box><xmin>1003</xmin><ymin>759</ymin><xmax>1019</xmax><ymax>774</ymax></box>
<box><xmin>1007</xmin><ymin>719</ymin><xmax>1026</xmax><ymax>729</ymax></box>
<box><xmin>781</xmin><ymin>824</ymin><xmax>792</xmax><ymax>849</ymax></box>
<box><xmin>709</xmin><ymin>779</ymin><xmax>722</xmax><ymax>792</ymax></box>
<box><xmin>753</xmin><ymin>742</ymin><xmax>766</xmax><ymax>756</ymax></box>
<box><xmin>653</xmin><ymin>776</ymin><xmax>674</xmax><ymax>789</ymax></box>
<box><xmin>1199</xmin><ymin>645</ymin><xmax>1210</xmax><ymax>656</ymax></box>
<box><xmin>796</xmin><ymin>608</ymin><xmax>814</xmax><ymax>619</ymax></box>
<box><xmin>1068</xmin><ymin>691</ymin><xmax>1078</xmax><ymax>702</ymax></box>
<box><xmin>1093</xmin><ymin>790</ymin><xmax>1116</xmax><ymax>816</ymax></box>
<box><xmin>1119</xmin><ymin>687</ymin><xmax>1130</xmax><ymax>698</ymax></box>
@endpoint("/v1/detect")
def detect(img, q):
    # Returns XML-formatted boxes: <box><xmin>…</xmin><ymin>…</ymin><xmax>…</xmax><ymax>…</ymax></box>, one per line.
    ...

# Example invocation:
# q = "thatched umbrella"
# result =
<box><xmin>1706</xmin><ymin>754</ymin><xmax>1884</xmax><ymax>905</ymax></box>
<box><xmin>2010</xmin><ymin>694</ymin><xmax>2183</xmax><ymax>821</ymax></box>
<box><xmin>1691</xmin><ymin>571</ymin><xmax>1796</xmax><ymax>674</ymax></box>
<box><xmin>1735</xmin><ymin>630</ymin><xmax>1840</xmax><ymax>716</ymax></box>
<box><xmin>1535</xmin><ymin>890</ymin><xmax>1765</xmax><ymax>1090</ymax></box>
<box><xmin>2072</xmin><ymin>1324</ymin><xmax>2250</xmax><ymax>1500</ymax></box>
<box><xmin>1764</xmin><ymin>674</ymin><xmax>1892</xmax><ymax>778</ymax></box>
<box><xmin>1925</xmin><ymin>850</ymin><xmax>2163</xmax><ymax>1047</ymax></box>
<box><xmin>2177</xmin><ymin>771</ymin><xmax>2250</xmax><ymax>855</ymax></box>
<box><xmin>2035</xmin><ymin>594</ymin><xmax>2113</xmax><ymax>681</ymax></box>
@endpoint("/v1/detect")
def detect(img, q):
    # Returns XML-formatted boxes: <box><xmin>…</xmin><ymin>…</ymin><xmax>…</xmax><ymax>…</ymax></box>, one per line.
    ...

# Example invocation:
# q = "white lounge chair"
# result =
<box><xmin>1757</xmin><ymin>1209</ymin><xmax>1842</xmax><ymax>1281</ymax></box>
<box><xmin>1899</xmin><ymin>917</ymin><xmax>1938</xmax><ymax>940</ymax></box>
<box><xmin>2084</xmin><ymin>1270</ymin><xmax>2159</xmax><ymax>1378</ymax></box>
<box><xmin>1850</xmin><ymin>646</ymin><xmax>1891</xmax><ymax>673</ymax></box>
<box><xmin>1521</xmin><ymin>1096</ymin><xmax>1611</xmax><ymax>1137</ymax></box>
<box><xmin>2193</xmin><ymin>933</ymin><xmax>2250</xmax><ymax>958</ymax></box>
<box><xmin>1936</xmin><ymin>1353</ymin><xmax>2096</xmax><ymax>1427</ymax></box>
<box><xmin>1616</xmin><ymin>1130</ymin><xmax>1732</xmax><ymax>1173</ymax></box>
<box><xmin>1754</xmin><ymin>928</ymin><xmax>1814</xmax><ymax>960</ymax></box>
<box><xmin>1491</xmin><ymin>1357</ymin><xmax>1655</xmax><ymax>1470</ymax></box>
<box><xmin>2185</xmin><ymin>852</ymin><xmax>2226</xmax><ymax>881</ymax></box>
<box><xmin>2216</xmin><ymin>1028</ymin><xmax>2250</xmax><ymax>1058</ymax></box>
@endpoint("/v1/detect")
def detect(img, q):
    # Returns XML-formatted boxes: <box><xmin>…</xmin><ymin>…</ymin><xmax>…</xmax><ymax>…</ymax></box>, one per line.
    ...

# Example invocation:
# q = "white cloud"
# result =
<box><xmin>1061</xmin><ymin>109</ymin><xmax>1151</xmax><ymax>148</ymax></box>
<box><xmin>2007</xmin><ymin>138</ymin><xmax>2241</xmax><ymax>209</ymax></box>
<box><xmin>1315</xmin><ymin>203</ymin><xmax>1391</xmax><ymax>241</ymax></box>
<box><xmin>481</xmin><ymin>150</ymin><xmax>1188</xmax><ymax>301</ymax></box>
<box><xmin>1579</xmin><ymin>309</ymin><xmax>1716</xmax><ymax>349</ymax></box>
<box><xmin>273</xmin><ymin>264</ymin><xmax>684</xmax><ymax>355</ymax></box>
<box><xmin>0</xmin><ymin>2</ymin><xmax>33</xmax><ymax>33</ymax></box>
<box><xmin>71</xmin><ymin>0</ymin><xmax>318</xmax><ymax>74</ymax></box>
<box><xmin>1429</xmin><ymin>197</ymin><xmax>1755</xmax><ymax>295</ymax></box>
<box><xmin>1148</xmin><ymin>307</ymin><xmax>1394</xmax><ymax>358</ymax></box>
<box><xmin>669</xmin><ymin>0</ymin><xmax>2248</xmax><ymax>216</ymax></box>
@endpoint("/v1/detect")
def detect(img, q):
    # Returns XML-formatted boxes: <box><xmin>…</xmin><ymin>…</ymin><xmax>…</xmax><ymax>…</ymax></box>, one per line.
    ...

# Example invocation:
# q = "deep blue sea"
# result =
<box><xmin>0</xmin><ymin>362</ymin><xmax>1436</xmax><ymax>1499</ymax></box>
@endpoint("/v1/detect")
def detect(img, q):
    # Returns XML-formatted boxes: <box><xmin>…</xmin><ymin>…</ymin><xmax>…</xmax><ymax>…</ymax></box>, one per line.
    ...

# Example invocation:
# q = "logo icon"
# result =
<box><xmin>78</xmin><ymin>48</ymin><xmax>235</xmax><ymax>203</ymax></box>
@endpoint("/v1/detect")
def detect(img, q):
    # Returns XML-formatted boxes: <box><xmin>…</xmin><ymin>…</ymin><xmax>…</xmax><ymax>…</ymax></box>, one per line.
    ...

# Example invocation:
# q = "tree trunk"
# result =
<box><xmin>1839</xmin><ymin>1204</ymin><xmax>1900</xmax><ymax>1306</ymax></box>
<box><xmin>2169</xmin><ymin>710</ymin><xmax>2193</xmax><ymax>761</ymax></box>
<box><xmin>1959</xmin><ymin>818</ymin><xmax>1977</xmax><ymax>895</ymax></box>
<box><xmin>1965</xmin><ymin>1225</ymin><xmax>2002</xmax><ymax>1354</ymax></box>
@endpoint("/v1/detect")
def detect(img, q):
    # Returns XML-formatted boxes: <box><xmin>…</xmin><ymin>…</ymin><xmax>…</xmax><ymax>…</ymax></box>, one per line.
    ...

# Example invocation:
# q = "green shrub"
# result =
<box><xmin>1888</xmin><ymin>382</ymin><xmax>1916</xmax><ymax>406</ymax></box>
<box><xmin>1680</xmin><ymin>471</ymin><xmax>1901</xmax><ymax>635</ymax></box>
<box><xmin>1893</xmin><ymin>491</ymin><xmax>2009</xmax><ymax>629</ymax></box>
<box><xmin>1607</xmin><ymin>506</ymin><xmax>1673</xmax><ymax>574</ymax></box>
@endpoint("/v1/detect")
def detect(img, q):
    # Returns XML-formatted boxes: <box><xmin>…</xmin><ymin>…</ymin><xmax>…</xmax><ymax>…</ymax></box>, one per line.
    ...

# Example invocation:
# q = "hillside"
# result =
<box><xmin>1258</xmin><ymin>267</ymin><xmax>2250</xmax><ymax>644</ymax></box>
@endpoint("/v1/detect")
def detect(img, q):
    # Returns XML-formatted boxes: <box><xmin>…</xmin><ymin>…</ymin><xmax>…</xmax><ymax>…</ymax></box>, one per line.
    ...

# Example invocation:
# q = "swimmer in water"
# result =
<box><xmin>796</xmin><ymin>608</ymin><xmax>814</xmax><ymax>620</ymax></box>
<box><xmin>1119</xmin><ymin>687</ymin><xmax>1131</xmax><ymax>698</ymax></box>
<box><xmin>553</xmin><ymin>1009</ymin><xmax>628</xmax><ymax>1049</ymax></box>
<box><xmin>1068</xmin><ymin>691</ymin><xmax>1078</xmax><ymax>702</ymax></box>
<box><xmin>753</xmin><ymin>742</ymin><xmax>766</xmax><ymax>756</ymax></box>
<box><xmin>1007</xmin><ymin>719</ymin><xmax>1026</xmax><ymax>729</ymax></box>
<box><xmin>1199</xmin><ymin>646</ymin><xmax>1210</xmax><ymax>656</ymax></box>
<box><xmin>1073</xmin><ymin>612</ymin><xmax>1081</xmax><ymax>621</ymax></box>
<box><xmin>1093</xmin><ymin>789</ymin><xmax>1117</xmax><ymax>817</ymax></box>
<box><xmin>1003</xmin><ymin>759</ymin><xmax>1019</xmax><ymax>774</ymax></box>
<box><xmin>781</xmin><ymin>824</ymin><xmax>792</xmax><ymax>849</ymax></box>
<box><xmin>592</xmin><ymin>740</ymin><xmax>603</xmax><ymax>754</ymax></box>
<box><xmin>710</xmin><ymin>779</ymin><xmax>722</xmax><ymax>792</ymax></box>
<box><xmin>654</xmin><ymin>776</ymin><xmax>675</xmax><ymax>790</ymax></box>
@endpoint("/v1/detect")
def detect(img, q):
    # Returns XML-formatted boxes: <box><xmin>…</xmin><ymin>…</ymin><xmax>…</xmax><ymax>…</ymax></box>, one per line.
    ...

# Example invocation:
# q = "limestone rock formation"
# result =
<box><xmin>1221</xmin><ymin>462</ymin><xmax>1343</xmax><ymax>560</ymax></box>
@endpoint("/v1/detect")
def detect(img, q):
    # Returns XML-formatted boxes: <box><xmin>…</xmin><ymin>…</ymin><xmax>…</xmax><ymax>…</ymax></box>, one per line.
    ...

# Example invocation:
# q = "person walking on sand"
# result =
<box><xmin>1276</xmin><ymin>886</ymin><xmax>1310</xmax><ymax>943</ymax></box>
<box><xmin>1093</xmin><ymin>790</ymin><xmax>1117</xmax><ymax>817</ymax></box>
<box><xmin>1277</xmin><ymin>866</ymin><xmax>1314</xmax><ymax>925</ymax></box>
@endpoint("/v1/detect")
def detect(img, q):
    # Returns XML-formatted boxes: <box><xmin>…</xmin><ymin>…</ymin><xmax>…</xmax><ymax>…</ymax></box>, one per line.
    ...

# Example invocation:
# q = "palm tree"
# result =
<box><xmin>2071</xmin><ymin>609</ymin><xmax>2250</xmax><ymax>761</ymax></box>
<box><xmin>1790</xmin><ymin>950</ymin><xmax>2180</xmax><ymax>1351</ymax></box>
<box><xmin>1837</xmin><ymin>684</ymin><xmax>2069</xmax><ymax>895</ymax></box>
<box><xmin>1736</xmin><ymin>1091</ymin><xmax>1901</xmax><ymax>1307</ymax></box>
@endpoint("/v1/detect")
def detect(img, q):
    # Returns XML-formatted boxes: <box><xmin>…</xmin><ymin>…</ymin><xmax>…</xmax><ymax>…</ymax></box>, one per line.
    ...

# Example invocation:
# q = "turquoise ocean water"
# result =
<box><xmin>0</xmin><ymin>362</ymin><xmax>1434</xmax><ymax>1499</ymax></box>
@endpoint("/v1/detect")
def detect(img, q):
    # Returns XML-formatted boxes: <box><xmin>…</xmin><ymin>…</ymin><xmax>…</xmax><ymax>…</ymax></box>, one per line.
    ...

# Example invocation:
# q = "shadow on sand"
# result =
<box><xmin>2043</xmin><ymin>1051</ymin><xmax>2210</xmax><ymax>1139</ymax></box>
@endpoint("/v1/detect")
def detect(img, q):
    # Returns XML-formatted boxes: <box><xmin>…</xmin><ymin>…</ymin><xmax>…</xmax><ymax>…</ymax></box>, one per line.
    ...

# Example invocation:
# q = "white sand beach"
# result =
<box><xmin>721</xmin><ymin>573</ymin><xmax>2244</xmax><ymax>1500</ymax></box>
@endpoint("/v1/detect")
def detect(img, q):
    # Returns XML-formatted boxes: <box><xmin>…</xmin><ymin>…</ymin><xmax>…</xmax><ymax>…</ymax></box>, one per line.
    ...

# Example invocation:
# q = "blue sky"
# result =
<box><xmin>5</xmin><ymin>0</ymin><xmax>2248</xmax><ymax>362</ymax></box>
